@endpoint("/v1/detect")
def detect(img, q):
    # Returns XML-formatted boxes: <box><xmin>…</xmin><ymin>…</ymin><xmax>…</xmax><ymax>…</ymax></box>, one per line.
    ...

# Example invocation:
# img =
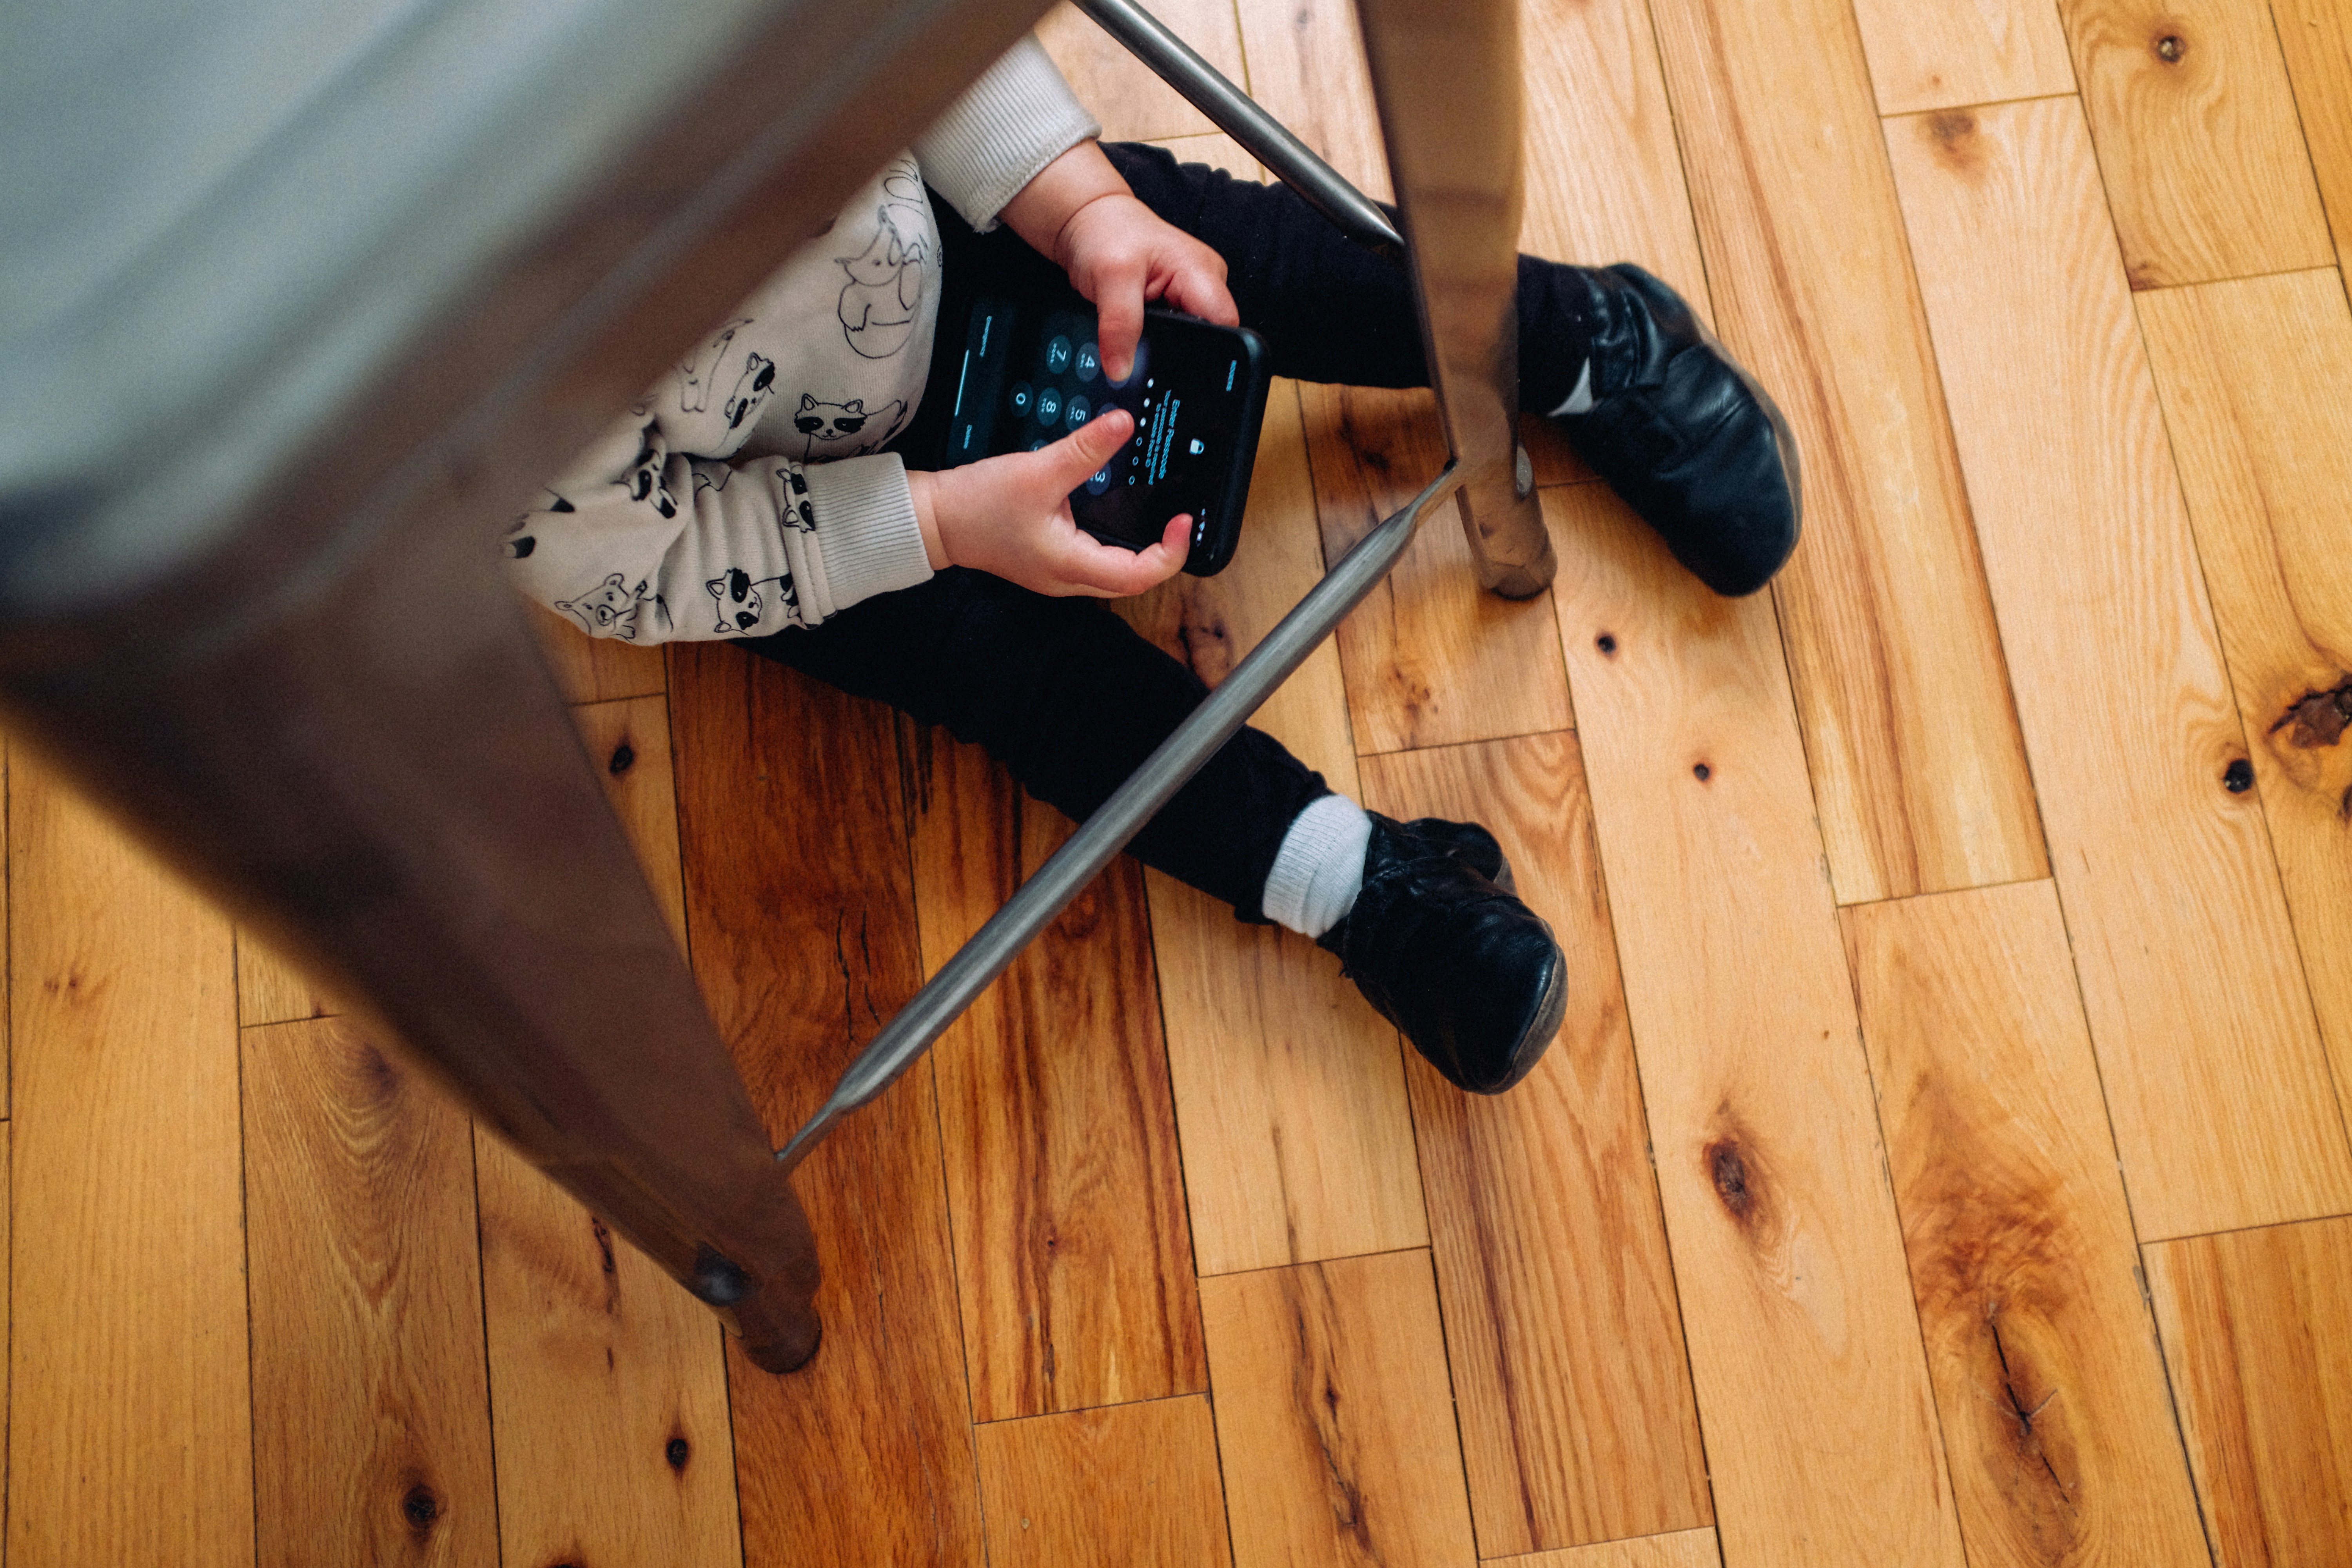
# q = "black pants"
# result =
<box><xmin>745</xmin><ymin>144</ymin><xmax>1586</xmax><ymax>920</ymax></box>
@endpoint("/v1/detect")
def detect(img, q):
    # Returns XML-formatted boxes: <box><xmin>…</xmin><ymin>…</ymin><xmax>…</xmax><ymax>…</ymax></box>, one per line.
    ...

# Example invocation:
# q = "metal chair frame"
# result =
<box><xmin>0</xmin><ymin>0</ymin><xmax>1548</xmax><ymax>1372</ymax></box>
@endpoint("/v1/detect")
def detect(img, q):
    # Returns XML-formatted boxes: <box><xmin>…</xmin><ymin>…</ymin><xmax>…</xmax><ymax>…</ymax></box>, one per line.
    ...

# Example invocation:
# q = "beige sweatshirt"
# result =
<box><xmin>508</xmin><ymin>38</ymin><xmax>1097</xmax><ymax>644</ymax></box>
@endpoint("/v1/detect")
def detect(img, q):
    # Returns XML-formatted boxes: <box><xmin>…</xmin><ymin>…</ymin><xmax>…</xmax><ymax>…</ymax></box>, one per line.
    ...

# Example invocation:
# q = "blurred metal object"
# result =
<box><xmin>0</xmin><ymin>0</ymin><xmax>1062</xmax><ymax>1374</ymax></box>
<box><xmin>1070</xmin><ymin>0</ymin><xmax>1403</xmax><ymax>261</ymax></box>
<box><xmin>777</xmin><ymin>459</ymin><xmax>1463</xmax><ymax>1171</ymax></box>
<box><xmin>1355</xmin><ymin>0</ymin><xmax>1555</xmax><ymax>597</ymax></box>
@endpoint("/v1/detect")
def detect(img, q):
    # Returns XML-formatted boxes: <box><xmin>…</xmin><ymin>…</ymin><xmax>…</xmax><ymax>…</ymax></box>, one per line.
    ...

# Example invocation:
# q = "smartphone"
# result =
<box><xmin>932</xmin><ymin>294</ymin><xmax>1272</xmax><ymax>575</ymax></box>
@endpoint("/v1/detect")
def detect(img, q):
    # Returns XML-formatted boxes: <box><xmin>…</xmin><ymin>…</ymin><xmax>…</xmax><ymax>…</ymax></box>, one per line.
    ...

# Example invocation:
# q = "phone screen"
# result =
<box><xmin>938</xmin><ymin>295</ymin><xmax>1269</xmax><ymax>574</ymax></box>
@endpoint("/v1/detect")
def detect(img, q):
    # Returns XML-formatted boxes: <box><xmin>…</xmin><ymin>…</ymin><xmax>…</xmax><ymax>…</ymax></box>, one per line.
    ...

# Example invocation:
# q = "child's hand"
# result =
<box><xmin>1001</xmin><ymin>142</ymin><xmax>1240</xmax><ymax>381</ymax></box>
<box><xmin>909</xmin><ymin>408</ymin><xmax>1191</xmax><ymax>597</ymax></box>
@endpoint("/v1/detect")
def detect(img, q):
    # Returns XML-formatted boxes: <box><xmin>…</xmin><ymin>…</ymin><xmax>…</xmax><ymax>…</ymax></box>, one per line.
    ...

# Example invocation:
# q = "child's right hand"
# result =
<box><xmin>909</xmin><ymin>408</ymin><xmax>1190</xmax><ymax>597</ymax></box>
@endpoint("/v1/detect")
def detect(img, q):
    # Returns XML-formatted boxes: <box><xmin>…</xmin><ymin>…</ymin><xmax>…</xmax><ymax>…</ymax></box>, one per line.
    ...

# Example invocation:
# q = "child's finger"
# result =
<box><xmin>1054</xmin><ymin>512</ymin><xmax>1192</xmax><ymax>596</ymax></box>
<box><xmin>1091</xmin><ymin>262</ymin><xmax>1149</xmax><ymax>382</ymax></box>
<box><xmin>1036</xmin><ymin>407</ymin><xmax>1133</xmax><ymax>493</ymax></box>
<box><xmin>1164</xmin><ymin>263</ymin><xmax>1240</xmax><ymax>328</ymax></box>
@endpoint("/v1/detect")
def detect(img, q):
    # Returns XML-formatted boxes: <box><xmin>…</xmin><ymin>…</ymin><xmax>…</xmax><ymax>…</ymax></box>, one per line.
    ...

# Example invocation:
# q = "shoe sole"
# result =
<box><xmin>1475</xmin><ymin>943</ymin><xmax>1568</xmax><ymax>1095</ymax></box>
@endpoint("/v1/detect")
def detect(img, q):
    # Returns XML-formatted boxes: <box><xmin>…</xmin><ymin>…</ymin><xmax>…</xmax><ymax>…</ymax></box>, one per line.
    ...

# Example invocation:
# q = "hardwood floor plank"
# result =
<box><xmin>2058</xmin><ymin>0</ymin><xmax>2334</xmax><ymax>288</ymax></box>
<box><xmin>532</xmin><ymin>603</ymin><xmax>668</xmax><ymax>705</ymax></box>
<box><xmin>235</xmin><ymin>929</ymin><xmax>338</xmax><ymax>1026</ymax></box>
<box><xmin>1232</xmin><ymin>0</ymin><xmax>1390</xmax><ymax>202</ymax></box>
<box><xmin>2144</xmin><ymin>1215</ymin><xmax>2352</xmax><ymax>1567</ymax></box>
<box><xmin>668</xmin><ymin>643</ymin><xmax>984</xmax><ymax>1566</ymax></box>
<box><xmin>468</xmin><ymin>675</ymin><xmax>740</xmax><ymax>1568</ymax></box>
<box><xmin>1360</xmin><ymin>733</ymin><xmax>1709</xmax><ymax>1554</ymax></box>
<box><xmin>1038</xmin><ymin>0</ymin><xmax>1249</xmax><ymax>142</ymax></box>
<box><xmin>906</xmin><ymin>725</ymin><xmax>1206</xmax><ymax>1421</ymax></box>
<box><xmin>473</xmin><ymin>1133</ymin><xmax>744</xmax><ymax>1568</ymax></box>
<box><xmin>1847</xmin><ymin>0</ymin><xmax>2074</xmax><ymax>115</ymax></box>
<box><xmin>1118</xmin><ymin>383</ymin><xmax>1428</xmax><ymax>1276</ymax></box>
<box><xmin>2274</xmin><ymin>0</ymin><xmax>2352</xmax><ymax>270</ymax></box>
<box><xmin>1489</xmin><ymin>1528</ymin><xmax>1724</xmax><ymax>1568</ymax></box>
<box><xmin>7</xmin><ymin>761</ymin><xmax>252</xmax><ymax>1568</ymax></box>
<box><xmin>1648</xmin><ymin>0</ymin><xmax>2047</xmax><ymax>906</ymax></box>
<box><xmin>1884</xmin><ymin>96</ymin><xmax>2352</xmax><ymax>1237</ymax></box>
<box><xmin>571</xmin><ymin>693</ymin><xmax>691</xmax><ymax>953</ymax></box>
<box><xmin>1842</xmin><ymin>881</ymin><xmax>2209</xmax><ymax>1568</ymax></box>
<box><xmin>2136</xmin><ymin>269</ymin><xmax>2352</xmax><ymax>1165</ymax></box>
<box><xmin>1300</xmin><ymin>382</ymin><xmax>1575</xmax><ymax>754</ymax></box>
<box><xmin>974</xmin><ymin>1397</ymin><xmax>1232</xmax><ymax>1566</ymax></box>
<box><xmin>1242</xmin><ymin>0</ymin><xmax>1573</xmax><ymax>754</ymax></box>
<box><xmin>1198</xmin><ymin>1250</ymin><xmax>1475</xmax><ymax>1566</ymax></box>
<box><xmin>1544</xmin><ymin>481</ymin><xmax>1966</xmax><ymax>1568</ymax></box>
<box><xmin>243</xmin><ymin>1016</ymin><xmax>499</xmax><ymax>1568</ymax></box>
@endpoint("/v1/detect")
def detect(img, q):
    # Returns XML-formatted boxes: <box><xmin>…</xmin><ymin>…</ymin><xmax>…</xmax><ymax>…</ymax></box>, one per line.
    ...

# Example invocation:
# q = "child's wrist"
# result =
<box><xmin>908</xmin><ymin>470</ymin><xmax>951</xmax><ymax>571</ymax></box>
<box><xmin>1001</xmin><ymin>140</ymin><xmax>1131</xmax><ymax>263</ymax></box>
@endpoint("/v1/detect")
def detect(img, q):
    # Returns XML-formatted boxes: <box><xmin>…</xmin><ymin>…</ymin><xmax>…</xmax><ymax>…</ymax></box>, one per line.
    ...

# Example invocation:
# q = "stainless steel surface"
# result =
<box><xmin>776</xmin><ymin>458</ymin><xmax>1465</xmax><ymax>1172</ymax></box>
<box><xmin>0</xmin><ymin>0</ymin><xmax>1063</xmax><ymax>1373</ymax></box>
<box><xmin>1354</xmin><ymin>0</ymin><xmax>1555</xmax><ymax>597</ymax></box>
<box><xmin>1071</xmin><ymin>0</ymin><xmax>1403</xmax><ymax>261</ymax></box>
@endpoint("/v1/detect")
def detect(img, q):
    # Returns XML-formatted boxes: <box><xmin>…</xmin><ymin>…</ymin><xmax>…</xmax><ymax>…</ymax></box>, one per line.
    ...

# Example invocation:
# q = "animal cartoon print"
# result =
<box><xmin>557</xmin><ymin>573</ymin><xmax>670</xmax><ymax>641</ymax></box>
<box><xmin>503</xmin><ymin>490</ymin><xmax>574</xmax><ymax>559</ymax></box>
<box><xmin>791</xmin><ymin>394</ymin><xmax>906</xmax><ymax>461</ymax></box>
<box><xmin>617</xmin><ymin>426</ymin><xmax>679</xmax><ymax>518</ymax></box>
<box><xmin>679</xmin><ymin>318</ymin><xmax>751</xmax><ymax>413</ymax></box>
<box><xmin>836</xmin><ymin>204</ymin><xmax>928</xmax><ymax>359</ymax></box>
<box><xmin>777</xmin><ymin>465</ymin><xmax>815</xmax><ymax>532</ymax></box>
<box><xmin>706</xmin><ymin>566</ymin><xmax>798</xmax><ymax>634</ymax></box>
<box><xmin>722</xmin><ymin>353</ymin><xmax>777</xmax><ymax>431</ymax></box>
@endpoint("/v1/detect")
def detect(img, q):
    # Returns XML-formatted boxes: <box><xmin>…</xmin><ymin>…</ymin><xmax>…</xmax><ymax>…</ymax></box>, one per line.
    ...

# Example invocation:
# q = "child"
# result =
<box><xmin>511</xmin><ymin>39</ymin><xmax>1799</xmax><ymax>1094</ymax></box>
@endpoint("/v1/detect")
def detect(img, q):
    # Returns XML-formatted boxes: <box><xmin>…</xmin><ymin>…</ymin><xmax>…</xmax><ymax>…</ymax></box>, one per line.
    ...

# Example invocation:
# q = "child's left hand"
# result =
<box><xmin>1002</xmin><ymin>142</ymin><xmax>1240</xmax><ymax>382</ymax></box>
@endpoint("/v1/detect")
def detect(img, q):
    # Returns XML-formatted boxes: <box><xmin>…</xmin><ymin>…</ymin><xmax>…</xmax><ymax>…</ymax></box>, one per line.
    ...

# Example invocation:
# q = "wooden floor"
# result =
<box><xmin>10</xmin><ymin>0</ymin><xmax>2352</xmax><ymax>1563</ymax></box>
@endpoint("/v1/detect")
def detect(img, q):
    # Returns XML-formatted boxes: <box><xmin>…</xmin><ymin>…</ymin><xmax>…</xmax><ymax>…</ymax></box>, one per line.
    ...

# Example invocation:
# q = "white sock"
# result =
<box><xmin>1261</xmin><ymin>794</ymin><xmax>1373</xmax><ymax>939</ymax></box>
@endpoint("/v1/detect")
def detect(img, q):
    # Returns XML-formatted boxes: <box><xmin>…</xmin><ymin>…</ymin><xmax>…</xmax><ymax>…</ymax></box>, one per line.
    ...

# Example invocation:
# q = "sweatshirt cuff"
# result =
<box><xmin>803</xmin><ymin>454</ymin><xmax>934</xmax><ymax>615</ymax></box>
<box><xmin>914</xmin><ymin>36</ymin><xmax>1101</xmax><ymax>232</ymax></box>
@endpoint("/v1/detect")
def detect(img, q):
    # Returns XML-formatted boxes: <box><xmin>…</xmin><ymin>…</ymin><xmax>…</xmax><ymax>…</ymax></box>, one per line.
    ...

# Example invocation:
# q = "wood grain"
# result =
<box><xmin>1232</xmin><ymin>0</ymin><xmax>1390</xmax><ymax>201</ymax></box>
<box><xmin>1885</xmin><ymin>96</ymin><xmax>2352</xmax><ymax>1238</ymax></box>
<box><xmin>974</xmin><ymin>1397</ymin><xmax>1232</xmax><ymax>1566</ymax></box>
<box><xmin>571</xmin><ymin>692</ymin><xmax>691</xmax><ymax>953</ymax></box>
<box><xmin>1361</xmin><ymin>733</ymin><xmax>1710</xmax><ymax>1555</ymax></box>
<box><xmin>1120</xmin><ymin>382</ymin><xmax>1428</xmax><ymax>1276</ymax></box>
<box><xmin>7</xmin><ymin>759</ymin><xmax>253</xmax><ymax>1568</ymax></box>
<box><xmin>1490</xmin><ymin>1530</ymin><xmax>1724</xmax><ymax>1568</ymax></box>
<box><xmin>2058</xmin><ymin>0</ymin><xmax>2335</xmax><ymax>288</ymax></box>
<box><xmin>473</xmin><ymin>1132</ymin><xmax>744</xmax><ymax>1568</ymax></box>
<box><xmin>907</xmin><ymin>724</ymin><xmax>1206</xmax><ymax>1421</ymax></box>
<box><xmin>2136</xmin><ymin>269</ymin><xmax>2352</xmax><ymax>1166</ymax></box>
<box><xmin>1544</xmin><ymin>480</ymin><xmax>1967</xmax><ymax>1568</ymax></box>
<box><xmin>668</xmin><ymin>642</ymin><xmax>984</xmax><ymax>1566</ymax></box>
<box><xmin>1198</xmin><ymin>1250</ymin><xmax>1476</xmax><ymax>1566</ymax></box>
<box><xmin>532</xmin><ymin>601</ymin><xmax>668</xmax><ymax>704</ymax></box>
<box><xmin>1648</xmin><ymin>0</ymin><xmax>2047</xmax><ymax>906</ymax></box>
<box><xmin>2274</xmin><ymin>0</ymin><xmax>2352</xmax><ymax>271</ymax></box>
<box><xmin>243</xmin><ymin>1015</ymin><xmax>499</xmax><ymax>1568</ymax></box>
<box><xmin>1301</xmin><ymin>382</ymin><xmax>1575</xmax><ymax>753</ymax></box>
<box><xmin>2144</xmin><ymin>1216</ymin><xmax>2352</xmax><ymax>1567</ymax></box>
<box><xmin>236</xmin><ymin>929</ymin><xmax>339</xmax><ymax>1026</ymax></box>
<box><xmin>1848</xmin><ymin>0</ymin><xmax>2074</xmax><ymax>115</ymax></box>
<box><xmin>1037</xmin><ymin>0</ymin><xmax>1249</xmax><ymax>143</ymax></box>
<box><xmin>1843</xmin><ymin>881</ymin><xmax>2209</xmax><ymax>1568</ymax></box>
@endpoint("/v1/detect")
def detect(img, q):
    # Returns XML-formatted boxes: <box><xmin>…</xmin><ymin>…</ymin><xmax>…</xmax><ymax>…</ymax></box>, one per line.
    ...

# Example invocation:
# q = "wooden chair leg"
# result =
<box><xmin>1357</xmin><ymin>0</ymin><xmax>1557</xmax><ymax>599</ymax></box>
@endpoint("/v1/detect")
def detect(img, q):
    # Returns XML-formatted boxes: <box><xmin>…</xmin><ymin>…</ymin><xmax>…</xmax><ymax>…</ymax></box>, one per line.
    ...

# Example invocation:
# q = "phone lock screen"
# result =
<box><xmin>935</xmin><ymin>296</ymin><xmax>1271</xmax><ymax>576</ymax></box>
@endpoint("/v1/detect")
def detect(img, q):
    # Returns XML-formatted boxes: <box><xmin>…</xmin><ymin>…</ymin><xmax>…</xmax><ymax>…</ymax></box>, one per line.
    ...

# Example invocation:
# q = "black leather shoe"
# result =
<box><xmin>1551</xmin><ymin>264</ymin><xmax>1802</xmax><ymax>597</ymax></box>
<box><xmin>1318</xmin><ymin>815</ymin><xmax>1566</xmax><ymax>1094</ymax></box>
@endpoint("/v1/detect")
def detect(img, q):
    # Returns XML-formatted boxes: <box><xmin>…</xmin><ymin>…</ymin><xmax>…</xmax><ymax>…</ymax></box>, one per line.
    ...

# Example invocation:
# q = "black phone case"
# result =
<box><xmin>1132</xmin><ymin>309</ymin><xmax>1270</xmax><ymax>577</ymax></box>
